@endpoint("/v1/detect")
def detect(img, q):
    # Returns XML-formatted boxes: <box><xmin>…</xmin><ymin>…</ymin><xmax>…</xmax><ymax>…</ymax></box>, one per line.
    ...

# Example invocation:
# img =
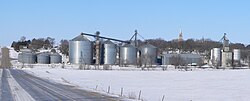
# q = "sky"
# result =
<box><xmin>0</xmin><ymin>0</ymin><xmax>250</xmax><ymax>46</ymax></box>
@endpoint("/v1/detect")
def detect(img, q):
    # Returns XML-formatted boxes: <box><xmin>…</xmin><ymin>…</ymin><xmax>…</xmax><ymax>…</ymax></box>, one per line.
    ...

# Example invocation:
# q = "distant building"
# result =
<box><xmin>162</xmin><ymin>52</ymin><xmax>202</xmax><ymax>66</ymax></box>
<box><xmin>209</xmin><ymin>34</ymin><xmax>240</xmax><ymax>68</ymax></box>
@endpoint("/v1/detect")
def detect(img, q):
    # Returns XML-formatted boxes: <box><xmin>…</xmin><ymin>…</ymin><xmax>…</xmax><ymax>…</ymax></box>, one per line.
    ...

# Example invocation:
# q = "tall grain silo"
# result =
<box><xmin>233</xmin><ymin>49</ymin><xmax>241</xmax><ymax>61</ymax></box>
<box><xmin>101</xmin><ymin>40</ymin><xmax>117</xmax><ymax>65</ymax></box>
<box><xmin>221</xmin><ymin>51</ymin><xmax>233</xmax><ymax>67</ymax></box>
<box><xmin>119</xmin><ymin>44</ymin><xmax>137</xmax><ymax>65</ymax></box>
<box><xmin>210</xmin><ymin>49</ymin><xmax>214</xmax><ymax>61</ymax></box>
<box><xmin>212</xmin><ymin>48</ymin><xmax>221</xmax><ymax>65</ymax></box>
<box><xmin>69</xmin><ymin>33</ymin><xmax>93</xmax><ymax>64</ymax></box>
<box><xmin>37</xmin><ymin>53</ymin><xmax>50</xmax><ymax>64</ymax></box>
<box><xmin>18</xmin><ymin>52</ymin><xmax>37</xmax><ymax>64</ymax></box>
<box><xmin>140</xmin><ymin>43</ymin><xmax>157</xmax><ymax>65</ymax></box>
<box><xmin>50</xmin><ymin>53</ymin><xmax>62</xmax><ymax>64</ymax></box>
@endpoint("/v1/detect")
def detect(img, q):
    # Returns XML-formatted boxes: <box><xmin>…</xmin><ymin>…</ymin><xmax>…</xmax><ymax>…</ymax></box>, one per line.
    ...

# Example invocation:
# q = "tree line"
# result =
<box><xmin>146</xmin><ymin>38</ymin><xmax>250</xmax><ymax>60</ymax></box>
<box><xmin>11</xmin><ymin>36</ymin><xmax>55</xmax><ymax>52</ymax></box>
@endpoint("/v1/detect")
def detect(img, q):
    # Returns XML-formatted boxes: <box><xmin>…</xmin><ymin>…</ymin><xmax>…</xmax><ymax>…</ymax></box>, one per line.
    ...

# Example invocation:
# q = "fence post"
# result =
<box><xmin>162</xmin><ymin>95</ymin><xmax>165</xmax><ymax>101</ymax></box>
<box><xmin>138</xmin><ymin>90</ymin><xmax>141</xmax><ymax>100</ymax></box>
<box><xmin>108</xmin><ymin>86</ymin><xmax>110</xmax><ymax>93</ymax></box>
<box><xmin>95</xmin><ymin>85</ymin><xmax>98</xmax><ymax>90</ymax></box>
<box><xmin>120</xmin><ymin>87</ymin><xmax>123</xmax><ymax>97</ymax></box>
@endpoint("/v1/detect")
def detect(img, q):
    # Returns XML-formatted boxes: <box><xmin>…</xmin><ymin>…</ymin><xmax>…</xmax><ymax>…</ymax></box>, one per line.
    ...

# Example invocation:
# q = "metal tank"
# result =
<box><xmin>213</xmin><ymin>48</ymin><xmax>221</xmax><ymax>64</ymax></box>
<box><xmin>119</xmin><ymin>44</ymin><xmax>137</xmax><ymax>65</ymax></box>
<box><xmin>210</xmin><ymin>49</ymin><xmax>214</xmax><ymax>61</ymax></box>
<box><xmin>18</xmin><ymin>53</ymin><xmax>23</xmax><ymax>63</ymax></box>
<box><xmin>140</xmin><ymin>43</ymin><xmax>157</xmax><ymax>65</ymax></box>
<box><xmin>233</xmin><ymin>49</ymin><xmax>241</xmax><ymax>61</ymax></box>
<box><xmin>50</xmin><ymin>53</ymin><xmax>62</xmax><ymax>64</ymax></box>
<box><xmin>18</xmin><ymin>52</ymin><xmax>36</xmax><ymax>64</ymax></box>
<box><xmin>101</xmin><ymin>40</ymin><xmax>117</xmax><ymax>65</ymax></box>
<box><xmin>37</xmin><ymin>53</ymin><xmax>50</xmax><ymax>64</ymax></box>
<box><xmin>69</xmin><ymin>33</ymin><xmax>93</xmax><ymax>64</ymax></box>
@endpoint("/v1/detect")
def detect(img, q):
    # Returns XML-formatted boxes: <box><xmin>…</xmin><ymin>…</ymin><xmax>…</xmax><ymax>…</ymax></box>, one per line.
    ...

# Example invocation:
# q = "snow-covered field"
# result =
<box><xmin>22</xmin><ymin>66</ymin><xmax>250</xmax><ymax>101</ymax></box>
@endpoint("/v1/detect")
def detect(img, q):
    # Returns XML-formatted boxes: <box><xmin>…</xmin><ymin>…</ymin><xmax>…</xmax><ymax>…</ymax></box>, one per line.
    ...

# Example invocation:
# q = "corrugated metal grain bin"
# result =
<box><xmin>37</xmin><ymin>53</ymin><xmax>50</xmax><ymax>64</ymax></box>
<box><xmin>50</xmin><ymin>53</ymin><xmax>62</xmax><ymax>64</ymax></box>
<box><xmin>69</xmin><ymin>34</ymin><xmax>93</xmax><ymax>64</ymax></box>
<box><xmin>119</xmin><ymin>44</ymin><xmax>137</xmax><ymax>65</ymax></box>
<box><xmin>233</xmin><ymin>49</ymin><xmax>241</xmax><ymax>61</ymax></box>
<box><xmin>140</xmin><ymin>43</ymin><xmax>157</xmax><ymax>65</ymax></box>
<box><xmin>18</xmin><ymin>52</ymin><xmax>37</xmax><ymax>64</ymax></box>
<box><xmin>101</xmin><ymin>40</ymin><xmax>117</xmax><ymax>65</ymax></box>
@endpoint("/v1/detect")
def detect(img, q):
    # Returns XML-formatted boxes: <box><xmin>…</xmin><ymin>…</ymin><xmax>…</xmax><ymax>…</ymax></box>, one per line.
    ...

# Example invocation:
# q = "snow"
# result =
<box><xmin>22</xmin><ymin>66</ymin><xmax>250</xmax><ymax>101</ymax></box>
<box><xmin>9</xmin><ymin>47</ymin><xmax>18</xmax><ymax>59</ymax></box>
<box><xmin>6</xmin><ymin>69</ymin><xmax>35</xmax><ymax>101</ymax></box>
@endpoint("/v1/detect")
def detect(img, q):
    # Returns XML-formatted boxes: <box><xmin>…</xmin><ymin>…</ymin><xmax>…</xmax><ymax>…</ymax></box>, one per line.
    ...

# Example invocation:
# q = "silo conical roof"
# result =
<box><xmin>123</xmin><ymin>43</ymin><xmax>135</xmax><ymax>47</ymax></box>
<box><xmin>71</xmin><ymin>34</ymin><xmax>90</xmax><ymax>41</ymax></box>
<box><xmin>103</xmin><ymin>40</ymin><xmax>115</xmax><ymax>44</ymax></box>
<box><xmin>140</xmin><ymin>43</ymin><xmax>156</xmax><ymax>48</ymax></box>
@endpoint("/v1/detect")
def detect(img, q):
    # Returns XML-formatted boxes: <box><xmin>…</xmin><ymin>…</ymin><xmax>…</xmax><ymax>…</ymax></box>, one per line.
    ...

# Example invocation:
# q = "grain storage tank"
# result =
<box><xmin>233</xmin><ymin>49</ymin><xmax>241</xmax><ymax>61</ymax></box>
<box><xmin>37</xmin><ymin>53</ymin><xmax>50</xmax><ymax>64</ymax></box>
<box><xmin>119</xmin><ymin>44</ymin><xmax>137</xmax><ymax>65</ymax></box>
<box><xmin>69</xmin><ymin>33</ymin><xmax>93</xmax><ymax>64</ymax></box>
<box><xmin>140</xmin><ymin>43</ymin><xmax>157</xmax><ymax>65</ymax></box>
<box><xmin>50</xmin><ymin>53</ymin><xmax>62</xmax><ymax>64</ymax></box>
<box><xmin>18</xmin><ymin>53</ymin><xmax>23</xmax><ymax>63</ymax></box>
<box><xmin>221</xmin><ymin>51</ymin><xmax>233</xmax><ymax>67</ymax></box>
<box><xmin>101</xmin><ymin>40</ymin><xmax>117</xmax><ymax>65</ymax></box>
<box><xmin>210</xmin><ymin>49</ymin><xmax>214</xmax><ymax>61</ymax></box>
<box><xmin>18</xmin><ymin>52</ymin><xmax>36</xmax><ymax>64</ymax></box>
<box><xmin>213</xmin><ymin>48</ymin><xmax>221</xmax><ymax>65</ymax></box>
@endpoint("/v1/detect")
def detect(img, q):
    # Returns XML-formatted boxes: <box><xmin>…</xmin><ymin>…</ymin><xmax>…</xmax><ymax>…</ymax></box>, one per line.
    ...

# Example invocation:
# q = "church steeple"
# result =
<box><xmin>178</xmin><ymin>29</ymin><xmax>183</xmax><ymax>42</ymax></box>
<box><xmin>177</xmin><ymin>29</ymin><xmax>184</xmax><ymax>53</ymax></box>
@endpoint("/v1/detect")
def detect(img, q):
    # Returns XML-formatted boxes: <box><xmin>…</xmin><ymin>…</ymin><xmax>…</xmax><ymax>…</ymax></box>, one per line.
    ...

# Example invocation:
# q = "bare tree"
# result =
<box><xmin>46</xmin><ymin>37</ymin><xmax>55</xmax><ymax>48</ymax></box>
<box><xmin>141</xmin><ymin>53</ymin><xmax>149</xmax><ymax>68</ymax></box>
<box><xmin>233</xmin><ymin>60</ymin><xmax>241</xmax><ymax>68</ymax></box>
<box><xmin>226</xmin><ymin>59</ymin><xmax>233</xmax><ymax>68</ymax></box>
<box><xmin>211</xmin><ymin>56</ymin><xmax>220</xmax><ymax>69</ymax></box>
<box><xmin>20</xmin><ymin>36</ymin><xmax>26</xmax><ymax>42</ymax></box>
<box><xmin>119</xmin><ymin>58</ymin><xmax>129</xmax><ymax>67</ymax></box>
<box><xmin>59</xmin><ymin>39</ymin><xmax>69</xmax><ymax>56</ymax></box>
<box><xmin>141</xmin><ymin>52</ymin><xmax>155</xmax><ymax>70</ymax></box>
<box><xmin>197</xmin><ymin>58</ymin><xmax>204</xmax><ymax>68</ymax></box>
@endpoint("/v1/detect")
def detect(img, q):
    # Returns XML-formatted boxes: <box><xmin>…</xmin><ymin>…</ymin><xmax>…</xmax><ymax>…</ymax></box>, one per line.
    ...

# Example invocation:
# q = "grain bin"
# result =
<box><xmin>233</xmin><ymin>49</ymin><xmax>241</xmax><ymax>61</ymax></box>
<box><xmin>212</xmin><ymin>48</ymin><xmax>221</xmax><ymax>64</ymax></box>
<box><xmin>37</xmin><ymin>53</ymin><xmax>50</xmax><ymax>64</ymax></box>
<box><xmin>69</xmin><ymin>33</ymin><xmax>93</xmax><ymax>64</ymax></box>
<box><xmin>119</xmin><ymin>44</ymin><xmax>137</xmax><ymax>65</ymax></box>
<box><xmin>101</xmin><ymin>40</ymin><xmax>117</xmax><ymax>65</ymax></box>
<box><xmin>50</xmin><ymin>53</ymin><xmax>62</xmax><ymax>64</ymax></box>
<box><xmin>140</xmin><ymin>43</ymin><xmax>157</xmax><ymax>65</ymax></box>
<box><xmin>210</xmin><ymin>49</ymin><xmax>214</xmax><ymax>61</ymax></box>
<box><xmin>18</xmin><ymin>52</ymin><xmax>36</xmax><ymax>64</ymax></box>
<box><xmin>18</xmin><ymin>53</ymin><xmax>23</xmax><ymax>63</ymax></box>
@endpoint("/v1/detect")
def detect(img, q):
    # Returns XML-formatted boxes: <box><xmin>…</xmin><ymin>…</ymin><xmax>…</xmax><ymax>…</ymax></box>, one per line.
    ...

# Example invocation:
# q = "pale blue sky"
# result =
<box><xmin>0</xmin><ymin>0</ymin><xmax>249</xmax><ymax>46</ymax></box>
